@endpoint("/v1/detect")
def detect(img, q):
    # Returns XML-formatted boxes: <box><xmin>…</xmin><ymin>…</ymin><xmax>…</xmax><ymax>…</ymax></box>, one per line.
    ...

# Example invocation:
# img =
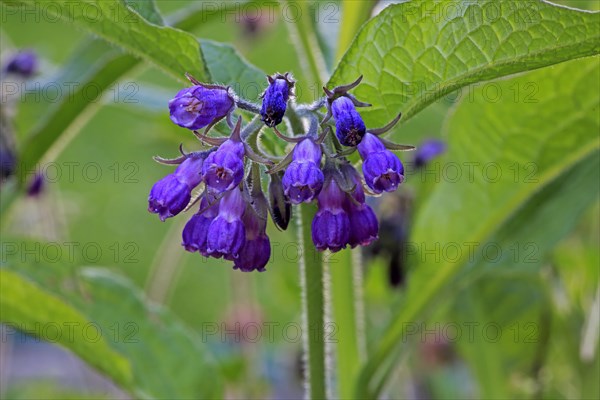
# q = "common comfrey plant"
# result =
<box><xmin>148</xmin><ymin>73</ymin><xmax>414</xmax><ymax>272</ymax></box>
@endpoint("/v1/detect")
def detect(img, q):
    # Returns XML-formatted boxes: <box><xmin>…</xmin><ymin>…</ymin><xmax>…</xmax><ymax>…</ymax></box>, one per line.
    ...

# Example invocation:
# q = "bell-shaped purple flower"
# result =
<box><xmin>342</xmin><ymin>165</ymin><xmax>378</xmax><ymax>248</ymax></box>
<box><xmin>169</xmin><ymin>85</ymin><xmax>234</xmax><ymax>130</ymax></box>
<box><xmin>331</xmin><ymin>96</ymin><xmax>366</xmax><ymax>147</ymax></box>
<box><xmin>282</xmin><ymin>139</ymin><xmax>324</xmax><ymax>204</ymax></box>
<box><xmin>234</xmin><ymin>205</ymin><xmax>271</xmax><ymax>272</ymax></box>
<box><xmin>207</xmin><ymin>188</ymin><xmax>246</xmax><ymax>259</ymax></box>
<box><xmin>148</xmin><ymin>156</ymin><xmax>204</xmax><ymax>221</ymax></box>
<box><xmin>202</xmin><ymin>139</ymin><xmax>245</xmax><ymax>193</ymax></box>
<box><xmin>5</xmin><ymin>50</ymin><xmax>38</xmax><ymax>77</ymax></box>
<box><xmin>357</xmin><ymin>133</ymin><xmax>404</xmax><ymax>194</ymax></box>
<box><xmin>182</xmin><ymin>194</ymin><xmax>220</xmax><ymax>256</ymax></box>
<box><xmin>260</xmin><ymin>77</ymin><xmax>290</xmax><ymax>127</ymax></box>
<box><xmin>413</xmin><ymin>139</ymin><xmax>446</xmax><ymax>168</ymax></box>
<box><xmin>311</xmin><ymin>178</ymin><xmax>350</xmax><ymax>252</ymax></box>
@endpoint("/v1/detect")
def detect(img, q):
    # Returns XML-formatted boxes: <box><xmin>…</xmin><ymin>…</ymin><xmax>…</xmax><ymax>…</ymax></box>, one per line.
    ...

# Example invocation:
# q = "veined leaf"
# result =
<box><xmin>1</xmin><ymin>0</ymin><xmax>206</xmax><ymax>82</ymax></box>
<box><xmin>123</xmin><ymin>0</ymin><xmax>163</xmax><ymax>25</ymax></box>
<box><xmin>200</xmin><ymin>40</ymin><xmax>267</xmax><ymax>101</ymax></box>
<box><xmin>0</xmin><ymin>269</ymin><xmax>134</xmax><ymax>391</ymax></box>
<box><xmin>8</xmin><ymin>4</ymin><xmax>266</xmax><ymax>191</ymax></box>
<box><xmin>356</xmin><ymin>56</ymin><xmax>600</xmax><ymax>398</ymax></box>
<box><xmin>329</xmin><ymin>0</ymin><xmax>600</xmax><ymax>126</ymax></box>
<box><xmin>3</xmin><ymin>256</ymin><xmax>223</xmax><ymax>399</ymax></box>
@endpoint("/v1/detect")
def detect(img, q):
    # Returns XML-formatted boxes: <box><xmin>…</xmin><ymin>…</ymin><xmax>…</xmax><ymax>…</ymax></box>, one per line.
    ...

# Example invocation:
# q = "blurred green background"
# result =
<box><xmin>1</xmin><ymin>0</ymin><xmax>598</xmax><ymax>399</ymax></box>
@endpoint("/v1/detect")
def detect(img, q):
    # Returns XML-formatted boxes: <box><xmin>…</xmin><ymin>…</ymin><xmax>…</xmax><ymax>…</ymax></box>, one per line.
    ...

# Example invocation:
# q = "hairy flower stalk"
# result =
<box><xmin>149</xmin><ymin>73</ymin><xmax>413</xmax><ymax>271</ymax></box>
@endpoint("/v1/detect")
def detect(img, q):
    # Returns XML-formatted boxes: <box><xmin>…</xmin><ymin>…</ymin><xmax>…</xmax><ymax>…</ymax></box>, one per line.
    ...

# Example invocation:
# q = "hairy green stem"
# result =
<box><xmin>281</xmin><ymin>0</ymin><xmax>328</xmax><ymax>89</ymax></box>
<box><xmin>297</xmin><ymin>203</ymin><xmax>328</xmax><ymax>400</ymax></box>
<box><xmin>329</xmin><ymin>248</ymin><xmax>366</xmax><ymax>399</ymax></box>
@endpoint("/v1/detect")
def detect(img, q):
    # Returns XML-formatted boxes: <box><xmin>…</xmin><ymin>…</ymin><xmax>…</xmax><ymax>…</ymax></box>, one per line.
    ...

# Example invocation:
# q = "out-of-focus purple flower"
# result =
<box><xmin>413</xmin><ymin>139</ymin><xmax>446</xmax><ymax>168</ymax></box>
<box><xmin>169</xmin><ymin>85</ymin><xmax>234</xmax><ymax>130</ymax></box>
<box><xmin>331</xmin><ymin>96</ymin><xmax>366</xmax><ymax>147</ymax></box>
<box><xmin>5</xmin><ymin>50</ymin><xmax>38</xmax><ymax>78</ymax></box>
<box><xmin>0</xmin><ymin>147</ymin><xmax>15</xmax><ymax>180</ymax></box>
<box><xmin>342</xmin><ymin>165</ymin><xmax>378</xmax><ymax>247</ymax></box>
<box><xmin>358</xmin><ymin>133</ymin><xmax>404</xmax><ymax>194</ymax></box>
<box><xmin>26</xmin><ymin>173</ymin><xmax>45</xmax><ymax>197</ymax></box>
<box><xmin>182</xmin><ymin>195</ymin><xmax>220</xmax><ymax>256</ymax></box>
<box><xmin>234</xmin><ymin>204</ymin><xmax>270</xmax><ymax>272</ymax></box>
<box><xmin>148</xmin><ymin>156</ymin><xmax>204</xmax><ymax>221</ymax></box>
<box><xmin>260</xmin><ymin>76</ymin><xmax>291</xmax><ymax>127</ymax></box>
<box><xmin>207</xmin><ymin>188</ymin><xmax>246</xmax><ymax>259</ymax></box>
<box><xmin>202</xmin><ymin>139</ymin><xmax>245</xmax><ymax>193</ymax></box>
<box><xmin>282</xmin><ymin>139</ymin><xmax>324</xmax><ymax>204</ymax></box>
<box><xmin>311</xmin><ymin>177</ymin><xmax>350</xmax><ymax>252</ymax></box>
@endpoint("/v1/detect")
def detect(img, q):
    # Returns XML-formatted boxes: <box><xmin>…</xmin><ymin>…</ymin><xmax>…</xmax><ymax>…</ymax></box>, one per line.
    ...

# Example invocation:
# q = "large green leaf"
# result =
<box><xmin>329</xmin><ymin>0</ymin><xmax>600</xmax><ymax>125</ymax></box>
<box><xmin>3</xmin><ymin>257</ymin><xmax>223</xmax><ymax>399</ymax></box>
<box><xmin>0</xmin><ymin>269</ymin><xmax>134</xmax><ymax>391</ymax></box>
<box><xmin>123</xmin><ymin>0</ymin><xmax>163</xmax><ymax>25</ymax></box>
<box><xmin>6</xmin><ymin>2</ymin><xmax>266</xmax><ymax>196</ymax></box>
<box><xmin>356</xmin><ymin>56</ymin><xmax>600</xmax><ymax>398</ymax></box>
<box><xmin>200</xmin><ymin>40</ymin><xmax>266</xmax><ymax>101</ymax></box>
<box><xmin>1</xmin><ymin>0</ymin><xmax>206</xmax><ymax>82</ymax></box>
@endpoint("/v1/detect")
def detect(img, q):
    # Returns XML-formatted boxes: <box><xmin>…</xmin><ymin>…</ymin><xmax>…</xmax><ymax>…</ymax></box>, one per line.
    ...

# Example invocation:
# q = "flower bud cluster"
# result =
<box><xmin>148</xmin><ymin>73</ymin><xmax>414</xmax><ymax>272</ymax></box>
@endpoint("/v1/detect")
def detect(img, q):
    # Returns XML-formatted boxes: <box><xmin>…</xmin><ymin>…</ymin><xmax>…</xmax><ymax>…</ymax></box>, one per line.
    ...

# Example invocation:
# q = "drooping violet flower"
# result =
<box><xmin>202</xmin><ymin>139</ymin><xmax>245</xmax><ymax>193</ymax></box>
<box><xmin>311</xmin><ymin>176</ymin><xmax>350</xmax><ymax>252</ymax></box>
<box><xmin>207</xmin><ymin>187</ymin><xmax>246</xmax><ymax>260</ymax></box>
<box><xmin>342</xmin><ymin>165</ymin><xmax>378</xmax><ymax>248</ymax></box>
<box><xmin>331</xmin><ymin>96</ymin><xmax>366</xmax><ymax>147</ymax></box>
<box><xmin>357</xmin><ymin>133</ymin><xmax>405</xmax><ymax>194</ymax></box>
<box><xmin>4</xmin><ymin>50</ymin><xmax>38</xmax><ymax>78</ymax></box>
<box><xmin>234</xmin><ymin>204</ymin><xmax>271</xmax><ymax>272</ymax></box>
<box><xmin>148</xmin><ymin>155</ymin><xmax>204</xmax><ymax>221</ymax></box>
<box><xmin>169</xmin><ymin>84</ymin><xmax>234</xmax><ymax>130</ymax></box>
<box><xmin>260</xmin><ymin>74</ymin><xmax>293</xmax><ymax>127</ymax></box>
<box><xmin>182</xmin><ymin>194</ymin><xmax>220</xmax><ymax>256</ymax></box>
<box><xmin>413</xmin><ymin>139</ymin><xmax>446</xmax><ymax>168</ymax></box>
<box><xmin>282</xmin><ymin>138</ymin><xmax>324</xmax><ymax>204</ymax></box>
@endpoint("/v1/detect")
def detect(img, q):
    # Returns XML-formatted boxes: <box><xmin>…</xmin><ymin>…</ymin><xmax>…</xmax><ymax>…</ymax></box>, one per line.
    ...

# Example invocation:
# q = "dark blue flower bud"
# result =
<box><xmin>5</xmin><ymin>50</ymin><xmax>38</xmax><ymax>78</ymax></box>
<box><xmin>260</xmin><ymin>76</ymin><xmax>291</xmax><ymax>127</ymax></box>
<box><xmin>358</xmin><ymin>133</ymin><xmax>404</xmax><ymax>194</ymax></box>
<box><xmin>148</xmin><ymin>156</ymin><xmax>204</xmax><ymax>221</ymax></box>
<box><xmin>282</xmin><ymin>139</ymin><xmax>324</xmax><ymax>204</ymax></box>
<box><xmin>234</xmin><ymin>204</ymin><xmax>270</xmax><ymax>272</ymax></box>
<box><xmin>169</xmin><ymin>85</ymin><xmax>234</xmax><ymax>130</ymax></box>
<box><xmin>207</xmin><ymin>188</ymin><xmax>246</xmax><ymax>259</ymax></box>
<box><xmin>311</xmin><ymin>177</ymin><xmax>350</xmax><ymax>252</ymax></box>
<box><xmin>331</xmin><ymin>96</ymin><xmax>366</xmax><ymax>147</ymax></box>
<box><xmin>413</xmin><ymin>139</ymin><xmax>446</xmax><ymax>168</ymax></box>
<box><xmin>342</xmin><ymin>166</ymin><xmax>378</xmax><ymax>248</ymax></box>
<box><xmin>202</xmin><ymin>139</ymin><xmax>245</xmax><ymax>193</ymax></box>
<box><xmin>268</xmin><ymin>172</ymin><xmax>291</xmax><ymax>230</ymax></box>
<box><xmin>181</xmin><ymin>195</ymin><xmax>220</xmax><ymax>256</ymax></box>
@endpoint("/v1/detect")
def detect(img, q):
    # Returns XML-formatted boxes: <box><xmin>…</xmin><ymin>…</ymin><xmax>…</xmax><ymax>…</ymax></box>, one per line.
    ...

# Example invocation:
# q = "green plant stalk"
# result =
<box><xmin>335</xmin><ymin>1</ymin><xmax>376</xmax><ymax>62</ymax></box>
<box><xmin>281</xmin><ymin>0</ymin><xmax>328</xmax><ymax>87</ymax></box>
<box><xmin>329</xmin><ymin>248</ymin><xmax>365</xmax><ymax>399</ymax></box>
<box><xmin>297</xmin><ymin>203</ymin><xmax>328</xmax><ymax>400</ymax></box>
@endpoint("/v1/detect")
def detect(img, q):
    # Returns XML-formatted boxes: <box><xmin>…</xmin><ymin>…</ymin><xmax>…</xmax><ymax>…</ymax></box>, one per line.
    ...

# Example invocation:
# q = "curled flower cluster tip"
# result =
<box><xmin>148</xmin><ymin>73</ymin><xmax>414</xmax><ymax>272</ymax></box>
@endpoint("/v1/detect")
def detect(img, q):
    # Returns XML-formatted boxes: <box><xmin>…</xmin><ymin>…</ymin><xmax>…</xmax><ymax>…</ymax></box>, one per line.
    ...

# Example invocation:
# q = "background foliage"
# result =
<box><xmin>0</xmin><ymin>0</ymin><xmax>598</xmax><ymax>399</ymax></box>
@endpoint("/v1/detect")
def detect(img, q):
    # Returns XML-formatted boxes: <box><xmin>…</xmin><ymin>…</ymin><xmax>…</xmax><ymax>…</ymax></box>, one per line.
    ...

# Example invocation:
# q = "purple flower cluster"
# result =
<box><xmin>148</xmin><ymin>73</ymin><xmax>414</xmax><ymax>272</ymax></box>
